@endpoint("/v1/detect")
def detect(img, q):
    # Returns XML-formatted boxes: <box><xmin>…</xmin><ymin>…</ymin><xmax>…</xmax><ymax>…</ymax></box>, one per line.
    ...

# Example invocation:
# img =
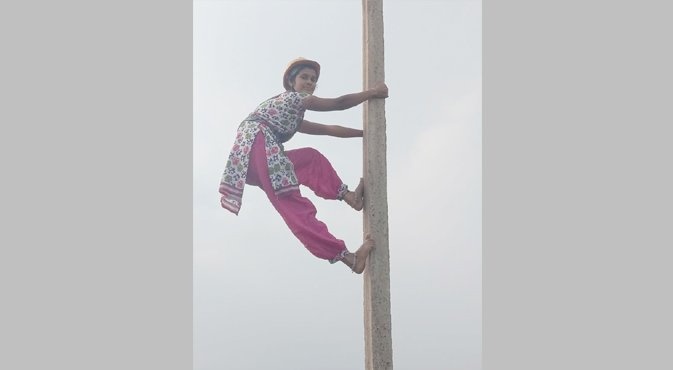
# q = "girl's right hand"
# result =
<box><xmin>370</xmin><ymin>83</ymin><xmax>389</xmax><ymax>99</ymax></box>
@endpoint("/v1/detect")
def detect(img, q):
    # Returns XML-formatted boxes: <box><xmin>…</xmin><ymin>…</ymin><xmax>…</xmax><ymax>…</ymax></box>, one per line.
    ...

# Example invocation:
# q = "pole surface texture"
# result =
<box><xmin>362</xmin><ymin>0</ymin><xmax>392</xmax><ymax>369</ymax></box>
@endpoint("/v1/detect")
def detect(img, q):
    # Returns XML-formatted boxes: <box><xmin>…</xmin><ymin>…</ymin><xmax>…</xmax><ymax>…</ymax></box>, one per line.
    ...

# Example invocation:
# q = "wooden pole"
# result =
<box><xmin>362</xmin><ymin>0</ymin><xmax>392</xmax><ymax>369</ymax></box>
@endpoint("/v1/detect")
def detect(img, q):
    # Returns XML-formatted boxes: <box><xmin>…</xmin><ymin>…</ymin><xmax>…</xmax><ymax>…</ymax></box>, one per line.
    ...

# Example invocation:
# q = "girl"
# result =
<box><xmin>219</xmin><ymin>57</ymin><xmax>388</xmax><ymax>273</ymax></box>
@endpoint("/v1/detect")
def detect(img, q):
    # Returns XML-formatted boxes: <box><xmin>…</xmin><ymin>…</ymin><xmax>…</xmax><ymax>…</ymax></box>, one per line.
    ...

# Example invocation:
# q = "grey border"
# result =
<box><xmin>484</xmin><ymin>1</ymin><xmax>673</xmax><ymax>369</ymax></box>
<box><xmin>2</xmin><ymin>2</ymin><xmax>192</xmax><ymax>369</ymax></box>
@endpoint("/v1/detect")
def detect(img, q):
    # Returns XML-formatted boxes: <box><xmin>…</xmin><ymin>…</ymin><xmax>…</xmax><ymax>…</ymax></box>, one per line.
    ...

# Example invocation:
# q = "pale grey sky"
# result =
<box><xmin>194</xmin><ymin>0</ymin><xmax>481</xmax><ymax>369</ymax></box>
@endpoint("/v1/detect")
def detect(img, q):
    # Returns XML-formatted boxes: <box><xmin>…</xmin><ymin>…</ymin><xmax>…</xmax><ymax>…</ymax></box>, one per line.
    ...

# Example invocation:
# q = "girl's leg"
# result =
<box><xmin>285</xmin><ymin>147</ymin><xmax>344</xmax><ymax>199</ymax></box>
<box><xmin>246</xmin><ymin>134</ymin><xmax>349</xmax><ymax>261</ymax></box>
<box><xmin>286</xmin><ymin>147</ymin><xmax>364</xmax><ymax>210</ymax></box>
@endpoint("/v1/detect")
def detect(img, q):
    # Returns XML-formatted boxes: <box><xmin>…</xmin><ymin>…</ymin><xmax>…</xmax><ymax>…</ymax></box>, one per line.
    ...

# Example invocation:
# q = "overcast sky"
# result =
<box><xmin>194</xmin><ymin>0</ymin><xmax>481</xmax><ymax>369</ymax></box>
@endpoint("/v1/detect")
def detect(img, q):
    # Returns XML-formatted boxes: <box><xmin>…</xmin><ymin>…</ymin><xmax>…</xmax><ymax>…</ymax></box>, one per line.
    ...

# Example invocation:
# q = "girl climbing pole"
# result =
<box><xmin>219</xmin><ymin>57</ymin><xmax>389</xmax><ymax>273</ymax></box>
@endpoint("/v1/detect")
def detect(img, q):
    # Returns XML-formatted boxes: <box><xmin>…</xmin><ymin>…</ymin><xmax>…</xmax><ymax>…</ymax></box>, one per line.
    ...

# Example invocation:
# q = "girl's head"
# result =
<box><xmin>283</xmin><ymin>58</ymin><xmax>321</xmax><ymax>93</ymax></box>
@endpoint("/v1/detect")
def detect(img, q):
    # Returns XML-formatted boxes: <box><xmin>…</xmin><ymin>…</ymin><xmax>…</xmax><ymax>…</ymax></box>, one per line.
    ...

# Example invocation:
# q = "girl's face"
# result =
<box><xmin>291</xmin><ymin>67</ymin><xmax>318</xmax><ymax>94</ymax></box>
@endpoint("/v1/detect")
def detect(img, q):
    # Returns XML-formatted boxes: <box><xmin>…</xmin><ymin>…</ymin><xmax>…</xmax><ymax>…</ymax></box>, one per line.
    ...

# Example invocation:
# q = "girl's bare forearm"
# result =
<box><xmin>329</xmin><ymin>125</ymin><xmax>363</xmax><ymax>138</ymax></box>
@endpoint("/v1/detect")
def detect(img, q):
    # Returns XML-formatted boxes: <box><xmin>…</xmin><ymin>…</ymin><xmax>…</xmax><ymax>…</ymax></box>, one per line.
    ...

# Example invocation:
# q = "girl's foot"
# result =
<box><xmin>343</xmin><ymin>178</ymin><xmax>364</xmax><ymax>211</ymax></box>
<box><xmin>342</xmin><ymin>234</ymin><xmax>375</xmax><ymax>274</ymax></box>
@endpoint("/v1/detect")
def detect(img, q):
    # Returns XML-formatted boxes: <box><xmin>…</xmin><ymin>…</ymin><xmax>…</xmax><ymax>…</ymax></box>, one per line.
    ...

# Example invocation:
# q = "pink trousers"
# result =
<box><xmin>246</xmin><ymin>131</ymin><xmax>349</xmax><ymax>262</ymax></box>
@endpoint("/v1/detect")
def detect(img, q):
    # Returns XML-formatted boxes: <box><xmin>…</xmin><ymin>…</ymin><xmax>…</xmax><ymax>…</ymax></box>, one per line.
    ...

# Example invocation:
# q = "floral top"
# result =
<box><xmin>219</xmin><ymin>91</ymin><xmax>311</xmax><ymax>215</ymax></box>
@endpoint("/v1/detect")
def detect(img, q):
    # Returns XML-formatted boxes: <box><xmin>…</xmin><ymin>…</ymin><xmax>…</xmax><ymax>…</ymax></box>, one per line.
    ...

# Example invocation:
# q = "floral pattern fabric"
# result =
<box><xmin>219</xmin><ymin>91</ymin><xmax>311</xmax><ymax>214</ymax></box>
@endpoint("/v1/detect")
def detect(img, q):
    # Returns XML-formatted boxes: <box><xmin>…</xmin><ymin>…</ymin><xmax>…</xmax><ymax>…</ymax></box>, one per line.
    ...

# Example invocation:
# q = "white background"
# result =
<box><xmin>194</xmin><ymin>1</ymin><xmax>481</xmax><ymax>369</ymax></box>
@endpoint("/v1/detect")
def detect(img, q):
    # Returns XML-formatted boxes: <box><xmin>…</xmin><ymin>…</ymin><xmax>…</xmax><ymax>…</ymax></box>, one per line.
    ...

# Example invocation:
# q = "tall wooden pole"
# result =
<box><xmin>362</xmin><ymin>0</ymin><xmax>392</xmax><ymax>369</ymax></box>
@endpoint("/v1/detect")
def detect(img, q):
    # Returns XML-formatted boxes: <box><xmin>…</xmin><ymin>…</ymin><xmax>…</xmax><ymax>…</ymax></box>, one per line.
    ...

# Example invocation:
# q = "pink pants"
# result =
<box><xmin>246</xmin><ymin>131</ymin><xmax>349</xmax><ymax>261</ymax></box>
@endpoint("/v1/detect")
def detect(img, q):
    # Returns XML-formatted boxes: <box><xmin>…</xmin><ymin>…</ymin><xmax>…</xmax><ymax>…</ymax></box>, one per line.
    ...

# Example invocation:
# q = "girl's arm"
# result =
<box><xmin>297</xmin><ymin>120</ymin><xmax>363</xmax><ymax>138</ymax></box>
<box><xmin>303</xmin><ymin>83</ymin><xmax>388</xmax><ymax>112</ymax></box>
